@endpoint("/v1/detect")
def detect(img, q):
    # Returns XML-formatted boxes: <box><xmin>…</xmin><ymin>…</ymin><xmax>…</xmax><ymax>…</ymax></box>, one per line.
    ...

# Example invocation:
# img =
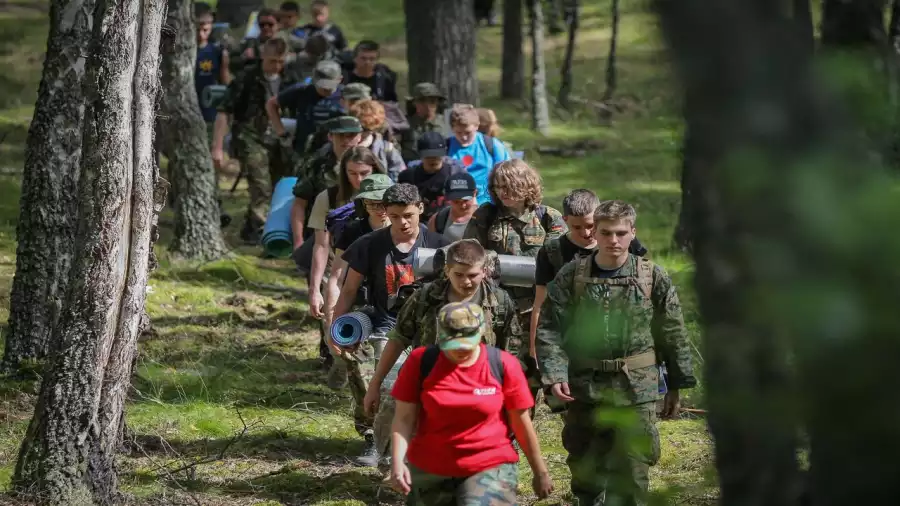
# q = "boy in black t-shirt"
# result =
<box><xmin>331</xmin><ymin>183</ymin><xmax>450</xmax><ymax>467</ymax></box>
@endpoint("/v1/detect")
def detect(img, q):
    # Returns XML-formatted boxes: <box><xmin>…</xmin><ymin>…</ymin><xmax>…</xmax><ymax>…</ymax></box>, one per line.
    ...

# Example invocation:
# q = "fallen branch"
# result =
<box><xmin>681</xmin><ymin>407</ymin><xmax>708</xmax><ymax>415</ymax></box>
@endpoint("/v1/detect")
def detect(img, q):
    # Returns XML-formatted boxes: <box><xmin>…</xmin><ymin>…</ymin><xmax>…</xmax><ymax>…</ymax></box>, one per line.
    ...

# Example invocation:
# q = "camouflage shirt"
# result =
<box><xmin>399</xmin><ymin>114</ymin><xmax>452</xmax><ymax>162</ymax></box>
<box><xmin>464</xmin><ymin>203</ymin><xmax>567</xmax><ymax>305</ymax></box>
<box><xmin>388</xmin><ymin>278</ymin><xmax>524</xmax><ymax>357</ymax></box>
<box><xmin>536</xmin><ymin>254</ymin><xmax>696</xmax><ymax>406</ymax></box>
<box><xmin>292</xmin><ymin>147</ymin><xmax>339</xmax><ymax>202</ymax></box>
<box><xmin>217</xmin><ymin>64</ymin><xmax>305</xmax><ymax>143</ymax></box>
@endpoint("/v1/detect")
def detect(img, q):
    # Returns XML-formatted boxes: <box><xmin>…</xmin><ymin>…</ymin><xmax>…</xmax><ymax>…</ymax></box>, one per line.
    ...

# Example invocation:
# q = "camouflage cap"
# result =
<box><xmin>437</xmin><ymin>302</ymin><xmax>484</xmax><ymax>351</ymax></box>
<box><xmin>411</xmin><ymin>82</ymin><xmax>445</xmax><ymax>100</ymax></box>
<box><xmin>326</xmin><ymin>115</ymin><xmax>362</xmax><ymax>134</ymax></box>
<box><xmin>342</xmin><ymin>82</ymin><xmax>372</xmax><ymax>101</ymax></box>
<box><xmin>356</xmin><ymin>173</ymin><xmax>393</xmax><ymax>201</ymax></box>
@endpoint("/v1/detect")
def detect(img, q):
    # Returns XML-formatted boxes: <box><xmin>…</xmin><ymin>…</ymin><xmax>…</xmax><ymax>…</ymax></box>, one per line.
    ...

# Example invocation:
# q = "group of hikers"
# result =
<box><xmin>191</xmin><ymin>2</ymin><xmax>696</xmax><ymax>505</ymax></box>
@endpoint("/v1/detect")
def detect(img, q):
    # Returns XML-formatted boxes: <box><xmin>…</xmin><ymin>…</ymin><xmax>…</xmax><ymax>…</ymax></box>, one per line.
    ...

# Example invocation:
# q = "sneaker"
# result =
<box><xmin>355</xmin><ymin>434</ymin><xmax>380</xmax><ymax>467</ymax></box>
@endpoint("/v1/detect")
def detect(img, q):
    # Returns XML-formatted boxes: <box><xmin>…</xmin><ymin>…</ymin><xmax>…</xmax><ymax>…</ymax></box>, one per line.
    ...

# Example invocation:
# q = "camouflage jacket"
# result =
<box><xmin>292</xmin><ymin>147</ymin><xmax>339</xmax><ymax>201</ymax></box>
<box><xmin>399</xmin><ymin>114</ymin><xmax>452</xmax><ymax>162</ymax></box>
<box><xmin>464</xmin><ymin>203</ymin><xmax>567</xmax><ymax>305</ymax></box>
<box><xmin>536</xmin><ymin>253</ymin><xmax>696</xmax><ymax>406</ymax></box>
<box><xmin>217</xmin><ymin>64</ymin><xmax>305</xmax><ymax>143</ymax></box>
<box><xmin>388</xmin><ymin>278</ymin><xmax>524</xmax><ymax>357</ymax></box>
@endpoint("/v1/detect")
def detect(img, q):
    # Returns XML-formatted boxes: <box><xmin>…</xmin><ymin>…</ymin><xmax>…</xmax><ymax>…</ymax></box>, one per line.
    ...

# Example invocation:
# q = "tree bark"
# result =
<box><xmin>529</xmin><ymin>0</ymin><xmax>550</xmax><ymax>135</ymax></box>
<box><xmin>602</xmin><ymin>0</ymin><xmax>620</xmax><ymax>102</ymax></box>
<box><xmin>404</xmin><ymin>0</ymin><xmax>479</xmax><ymax>105</ymax></box>
<box><xmin>160</xmin><ymin>0</ymin><xmax>227</xmax><ymax>260</ymax></box>
<box><xmin>820</xmin><ymin>0</ymin><xmax>887</xmax><ymax>48</ymax></box>
<box><xmin>792</xmin><ymin>0</ymin><xmax>814</xmax><ymax>56</ymax></box>
<box><xmin>214</xmin><ymin>0</ymin><xmax>262</xmax><ymax>27</ymax></box>
<box><xmin>501</xmin><ymin>0</ymin><xmax>525</xmax><ymax>99</ymax></box>
<box><xmin>0</xmin><ymin>0</ymin><xmax>96</xmax><ymax>376</ymax></box>
<box><xmin>558</xmin><ymin>0</ymin><xmax>579</xmax><ymax>109</ymax></box>
<box><xmin>546</xmin><ymin>0</ymin><xmax>564</xmax><ymax>35</ymax></box>
<box><xmin>12</xmin><ymin>0</ymin><xmax>166</xmax><ymax>502</ymax></box>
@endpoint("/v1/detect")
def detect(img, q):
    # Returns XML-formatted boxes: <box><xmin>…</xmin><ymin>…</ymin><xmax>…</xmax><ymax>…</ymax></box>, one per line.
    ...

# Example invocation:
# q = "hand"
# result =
<box><xmin>363</xmin><ymin>381</ymin><xmax>382</xmax><ymax>417</ymax></box>
<box><xmin>550</xmin><ymin>382</ymin><xmax>574</xmax><ymax>403</ymax></box>
<box><xmin>532</xmin><ymin>470</ymin><xmax>554</xmax><ymax>499</ymax></box>
<box><xmin>309</xmin><ymin>290</ymin><xmax>324</xmax><ymax>319</ymax></box>
<box><xmin>390</xmin><ymin>461</ymin><xmax>412</xmax><ymax>495</ymax></box>
<box><xmin>661</xmin><ymin>389</ymin><xmax>681</xmax><ymax>419</ymax></box>
<box><xmin>211</xmin><ymin>147</ymin><xmax>225</xmax><ymax>169</ymax></box>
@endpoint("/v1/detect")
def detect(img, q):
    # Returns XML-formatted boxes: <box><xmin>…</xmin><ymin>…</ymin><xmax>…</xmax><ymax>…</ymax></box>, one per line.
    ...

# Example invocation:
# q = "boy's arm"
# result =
<box><xmin>651</xmin><ymin>266</ymin><xmax>697</xmax><ymax>389</ymax></box>
<box><xmin>219</xmin><ymin>49</ymin><xmax>232</xmax><ymax>84</ymax></box>
<box><xmin>536</xmin><ymin>267</ymin><xmax>574</xmax><ymax>386</ymax></box>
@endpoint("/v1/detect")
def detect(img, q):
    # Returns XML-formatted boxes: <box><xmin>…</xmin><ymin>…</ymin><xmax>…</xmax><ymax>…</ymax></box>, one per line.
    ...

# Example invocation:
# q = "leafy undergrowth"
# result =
<box><xmin>0</xmin><ymin>0</ymin><xmax>717</xmax><ymax>504</ymax></box>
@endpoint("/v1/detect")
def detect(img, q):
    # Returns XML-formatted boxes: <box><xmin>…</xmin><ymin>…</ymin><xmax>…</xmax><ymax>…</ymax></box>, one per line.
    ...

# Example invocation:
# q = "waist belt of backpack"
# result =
<box><xmin>583</xmin><ymin>350</ymin><xmax>656</xmax><ymax>376</ymax></box>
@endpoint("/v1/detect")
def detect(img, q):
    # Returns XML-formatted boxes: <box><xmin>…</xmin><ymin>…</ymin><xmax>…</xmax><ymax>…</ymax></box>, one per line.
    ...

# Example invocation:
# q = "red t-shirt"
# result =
<box><xmin>391</xmin><ymin>344</ymin><xmax>534</xmax><ymax>477</ymax></box>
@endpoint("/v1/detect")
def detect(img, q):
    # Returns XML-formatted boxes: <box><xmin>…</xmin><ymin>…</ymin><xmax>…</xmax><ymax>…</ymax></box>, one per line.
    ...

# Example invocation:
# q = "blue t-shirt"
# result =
<box><xmin>195</xmin><ymin>42</ymin><xmax>223</xmax><ymax>123</ymax></box>
<box><xmin>447</xmin><ymin>132</ymin><xmax>510</xmax><ymax>206</ymax></box>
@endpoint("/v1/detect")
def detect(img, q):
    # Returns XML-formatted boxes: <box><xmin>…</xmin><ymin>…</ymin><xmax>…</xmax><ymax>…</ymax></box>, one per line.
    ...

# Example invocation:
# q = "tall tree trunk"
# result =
<box><xmin>529</xmin><ymin>0</ymin><xmax>550</xmax><ymax>135</ymax></box>
<box><xmin>546</xmin><ymin>0</ymin><xmax>564</xmax><ymax>35</ymax></box>
<box><xmin>161</xmin><ymin>0</ymin><xmax>227</xmax><ymax>260</ymax></box>
<box><xmin>792</xmin><ymin>0</ymin><xmax>814</xmax><ymax>55</ymax></box>
<box><xmin>12</xmin><ymin>0</ymin><xmax>166</xmax><ymax>502</ymax></box>
<box><xmin>558</xmin><ymin>0</ymin><xmax>579</xmax><ymax>109</ymax></box>
<box><xmin>404</xmin><ymin>0</ymin><xmax>479</xmax><ymax>105</ymax></box>
<box><xmin>501</xmin><ymin>0</ymin><xmax>525</xmax><ymax>99</ymax></box>
<box><xmin>214</xmin><ymin>0</ymin><xmax>262</xmax><ymax>27</ymax></box>
<box><xmin>602</xmin><ymin>0</ymin><xmax>620</xmax><ymax>102</ymax></box>
<box><xmin>820</xmin><ymin>0</ymin><xmax>887</xmax><ymax>48</ymax></box>
<box><xmin>0</xmin><ymin>0</ymin><xmax>96</xmax><ymax>376</ymax></box>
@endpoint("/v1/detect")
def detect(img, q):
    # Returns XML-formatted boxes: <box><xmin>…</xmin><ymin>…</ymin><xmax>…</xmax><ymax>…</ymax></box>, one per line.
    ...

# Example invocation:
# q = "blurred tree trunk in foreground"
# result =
<box><xmin>658</xmin><ymin>0</ymin><xmax>900</xmax><ymax>505</ymax></box>
<box><xmin>12</xmin><ymin>0</ymin><xmax>168</xmax><ymax>502</ymax></box>
<box><xmin>501</xmin><ymin>0</ymin><xmax>525</xmax><ymax>99</ymax></box>
<box><xmin>529</xmin><ymin>0</ymin><xmax>550</xmax><ymax>134</ymax></box>
<box><xmin>404</xmin><ymin>0</ymin><xmax>479</xmax><ymax>105</ymax></box>
<box><xmin>160</xmin><ymin>0</ymin><xmax>228</xmax><ymax>260</ymax></box>
<box><xmin>1</xmin><ymin>0</ymin><xmax>96</xmax><ymax>377</ymax></box>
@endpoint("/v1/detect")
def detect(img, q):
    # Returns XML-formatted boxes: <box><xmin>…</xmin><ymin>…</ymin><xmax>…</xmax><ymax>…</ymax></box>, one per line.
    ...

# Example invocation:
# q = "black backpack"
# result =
<box><xmin>419</xmin><ymin>344</ymin><xmax>505</xmax><ymax>387</ymax></box>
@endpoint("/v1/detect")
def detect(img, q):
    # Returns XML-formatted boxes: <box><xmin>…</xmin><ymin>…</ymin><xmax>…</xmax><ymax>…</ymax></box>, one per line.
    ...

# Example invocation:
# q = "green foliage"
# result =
<box><xmin>0</xmin><ymin>0</ymin><xmax>714</xmax><ymax>503</ymax></box>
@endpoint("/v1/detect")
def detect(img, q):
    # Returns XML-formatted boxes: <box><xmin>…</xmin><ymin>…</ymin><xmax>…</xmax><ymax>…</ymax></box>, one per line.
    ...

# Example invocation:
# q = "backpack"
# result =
<box><xmin>382</xmin><ymin>101</ymin><xmax>410</xmax><ymax>134</ymax></box>
<box><xmin>420</xmin><ymin>344</ymin><xmax>505</xmax><ymax>387</ymax></box>
<box><xmin>543</xmin><ymin>238</ymin><xmax>567</xmax><ymax>274</ymax></box>
<box><xmin>572</xmin><ymin>254</ymin><xmax>655</xmax><ymax>301</ymax></box>
<box><xmin>324</xmin><ymin>187</ymin><xmax>359</xmax><ymax>240</ymax></box>
<box><xmin>434</xmin><ymin>207</ymin><xmax>452</xmax><ymax>234</ymax></box>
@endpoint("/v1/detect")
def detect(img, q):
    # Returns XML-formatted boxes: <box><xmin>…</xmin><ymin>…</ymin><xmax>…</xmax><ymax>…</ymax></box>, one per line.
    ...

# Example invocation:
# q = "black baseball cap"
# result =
<box><xmin>444</xmin><ymin>172</ymin><xmax>476</xmax><ymax>201</ymax></box>
<box><xmin>417</xmin><ymin>131</ymin><xmax>447</xmax><ymax>159</ymax></box>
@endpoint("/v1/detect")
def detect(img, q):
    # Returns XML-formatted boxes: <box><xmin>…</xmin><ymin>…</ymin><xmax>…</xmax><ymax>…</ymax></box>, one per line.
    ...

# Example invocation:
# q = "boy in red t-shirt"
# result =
<box><xmin>389</xmin><ymin>302</ymin><xmax>553</xmax><ymax>505</ymax></box>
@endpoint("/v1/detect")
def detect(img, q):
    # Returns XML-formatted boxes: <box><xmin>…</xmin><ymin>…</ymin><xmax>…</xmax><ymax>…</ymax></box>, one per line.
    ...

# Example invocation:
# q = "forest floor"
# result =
<box><xmin>0</xmin><ymin>0</ymin><xmax>717</xmax><ymax>504</ymax></box>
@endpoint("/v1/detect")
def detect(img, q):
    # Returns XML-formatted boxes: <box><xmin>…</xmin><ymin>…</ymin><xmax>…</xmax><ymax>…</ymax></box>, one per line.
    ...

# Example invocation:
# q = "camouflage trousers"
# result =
<box><xmin>407</xmin><ymin>462</ymin><xmax>518</xmax><ymax>506</ymax></box>
<box><xmin>344</xmin><ymin>335</ymin><xmax>386</xmax><ymax>438</ymax></box>
<box><xmin>562</xmin><ymin>401</ymin><xmax>661</xmax><ymax>506</ymax></box>
<box><xmin>233</xmin><ymin>136</ymin><xmax>293</xmax><ymax>232</ymax></box>
<box><xmin>372</xmin><ymin>347</ymin><xmax>411</xmax><ymax>456</ymax></box>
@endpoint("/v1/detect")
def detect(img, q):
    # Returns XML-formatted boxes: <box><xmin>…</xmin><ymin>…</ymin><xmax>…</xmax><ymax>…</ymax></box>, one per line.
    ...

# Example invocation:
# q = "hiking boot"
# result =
<box><xmin>355</xmin><ymin>434</ymin><xmax>380</xmax><ymax>467</ymax></box>
<box><xmin>239</xmin><ymin>222</ymin><xmax>262</xmax><ymax>245</ymax></box>
<box><xmin>326</xmin><ymin>358</ymin><xmax>348</xmax><ymax>389</ymax></box>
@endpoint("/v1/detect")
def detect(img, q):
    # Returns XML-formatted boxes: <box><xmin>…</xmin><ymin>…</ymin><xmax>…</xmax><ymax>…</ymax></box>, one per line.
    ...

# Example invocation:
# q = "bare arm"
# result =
<box><xmin>220</xmin><ymin>50</ymin><xmax>232</xmax><ymax>84</ymax></box>
<box><xmin>212</xmin><ymin>112</ymin><xmax>231</xmax><ymax>151</ymax></box>
<box><xmin>265</xmin><ymin>96</ymin><xmax>286</xmax><ymax>136</ymax></box>
<box><xmin>332</xmin><ymin>268</ymin><xmax>363</xmax><ymax>321</ymax></box>
<box><xmin>507</xmin><ymin>409</ymin><xmax>549</xmax><ymax>477</ymax></box>
<box><xmin>290</xmin><ymin>198</ymin><xmax>308</xmax><ymax>249</ymax></box>
<box><xmin>310</xmin><ymin>229</ymin><xmax>331</xmax><ymax>294</ymax></box>
<box><xmin>529</xmin><ymin>285</ymin><xmax>548</xmax><ymax>359</ymax></box>
<box><xmin>325</xmin><ymin>251</ymin><xmax>347</xmax><ymax>326</ymax></box>
<box><xmin>391</xmin><ymin>400</ymin><xmax>419</xmax><ymax>465</ymax></box>
<box><xmin>369</xmin><ymin>339</ymin><xmax>406</xmax><ymax>392</ymax></box>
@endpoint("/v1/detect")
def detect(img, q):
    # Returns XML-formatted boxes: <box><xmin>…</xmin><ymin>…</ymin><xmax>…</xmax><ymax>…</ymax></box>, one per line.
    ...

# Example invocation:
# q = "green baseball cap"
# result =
<box><xmin>314</xmin><ymin>60</ymin><xmax>342</xmax><ymax>90</ymax></box>
<box><xmin>356</xmin><ymin>174</ymin><xmax>393</xmax><ymax>201</ymax></box>
<box><xmin>326</xmin><ymin>115</ymin><xmax>362</xmax><ymax>134</ymax></box>
<box><xmin>437</xmin><ymin>302</ymin><xmax>485</xmax><ymax>351</ymax></box>
<box><xmin>410</xmin><ymin>82</ymin><xmax>445</xmax><ymax>100</ymax></box>
<box><xmin>343</xmin><ymin>82</ymin><xmax>372</xmax><ymax>101</ymax></box>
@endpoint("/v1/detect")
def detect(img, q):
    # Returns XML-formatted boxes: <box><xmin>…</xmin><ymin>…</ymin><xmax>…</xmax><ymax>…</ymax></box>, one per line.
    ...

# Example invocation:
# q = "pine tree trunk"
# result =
<box><xmin>161</xmin><ymin>0</ymin><xmax>227</xmax><ymax>260</ymax></box>
<box><xmin>546</xmin><ymin>0</ymin><xmax>564</xmax><ymax>35</ymax></box>
<box><xmin>602</xmin><ymin>0</ymin><xmax>620</xmax><ymax>102</ymax></box>
<box><xmin>12</xmin><ymin>0</ymin><xmax>167</xmax><ymax>502</ymax></box>
<box><xmin>529</xmin><ymin>0</ymin><xmax>550</xmax><ymax>135</ymax></box>
<box><xmin>820</xmin><ymin>0</ymin><xmax>888</xmax><ymax>48</ymax></box>
<box><xmin>214</xmin><ymin>0</ymin><xmax>262</xmax><ymax>27</ymax></box>
<box><xmin>404</xmin><ymin>0</ymin><xmax>479</xmax><ymax>105</ymax></box>
<box><xmin>0</xmin><ymin>0</ymin><xmax>95</xmax><ymax>376</ymax></box>
<box><xmin>793</xmin><ymin>0</ymin><xmax>814</xmax><ymax>55</ymax></box>
<box><xmin>501</xmin><ymin>0</ymin><xmax>525</xmax><ymax>99</ymax></box>
<box><xmin>558</xmin><ymin>0</ymin><xmax>579</xmax><ymax>109</ymax></box>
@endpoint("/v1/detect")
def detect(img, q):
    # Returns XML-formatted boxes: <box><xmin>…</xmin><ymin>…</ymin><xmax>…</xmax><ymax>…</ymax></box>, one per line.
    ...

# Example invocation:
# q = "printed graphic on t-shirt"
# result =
<box><xmin>385</xmin><ymin>264</ymin><xmax>415</xmax><ymax>297</ymax></box>
<box><xmin>473</xmin><ymin>387</ymin><xmax>497</xmax><ymax>396</ymax></box>
<box><xmin>198</xmin><ymin>59</ymin><xmax>214</xmax><ymax>74</ymax></box>
<box><xmin>462</xmin><ymin>154</ymin><xmax>475</xmax><ymax>167</ymax></box>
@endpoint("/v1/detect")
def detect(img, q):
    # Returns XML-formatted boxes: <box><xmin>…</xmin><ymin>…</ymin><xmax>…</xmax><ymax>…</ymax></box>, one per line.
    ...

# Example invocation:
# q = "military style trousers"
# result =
<box><xmin>233</xmin><ymin>136</ymin><xmax>292</xmax><ymax>233</ymax></box>
<box><xmin>373</xmin><ymin>347</ymin><xmax>410</xmax><ymax>456</ymax></box>
<box><xmin>344</xmin><ymin>335</ymin><xmax>386</xmax><ymax>438</ymax></box>
<box><xmin>408</xmin><ymin>462</ymin><xmax>518</xmax><ymax>506</ymax></box>
<box><xmin>562</xmin><ymin>401</ymin><xmax>661</xmax><ymax>506</ymax></box>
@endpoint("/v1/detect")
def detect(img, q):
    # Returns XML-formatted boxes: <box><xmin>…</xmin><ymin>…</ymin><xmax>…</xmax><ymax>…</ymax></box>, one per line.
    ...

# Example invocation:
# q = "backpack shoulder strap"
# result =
<box><xmin>486</xmin><ymin>346</ymin><xmax>504</xmax><ymax>385</ymax></box>
<box><xmin>535</xmin><ymin>204</ymin><xmax>547</xmax><ymax>225</ymax></box>
<box><xmin>573</xmin><ymin>254</ymin><xmax>592</xmax><ymax>300</ymax></box>
<box><xmin>434</xmin><ymin>207</ymin><xmax>451</xmax><ymax>233</ymax></box>
<box><xmin>483</xmin><ymin>134</ymin><xmax>495</xmax><ymax>159</ymax></box>
<box><xmin>545</xmin><ymin>238</ymin><xmax>565</xmax><ymax>273</ymax></box>
<box><xmin>636</xmin><ymin>257</ymin><xmax>654</xmax><ymax>299</ymax></box>
<box><xmin>327</xmin><ymin>185</ymin><xmax>339</xmax><ymax>210</ymax></box>
<box><xmin>419</xmin><ymin>345</ymin><xmax>441</xmax><ymax>386</ymax></box>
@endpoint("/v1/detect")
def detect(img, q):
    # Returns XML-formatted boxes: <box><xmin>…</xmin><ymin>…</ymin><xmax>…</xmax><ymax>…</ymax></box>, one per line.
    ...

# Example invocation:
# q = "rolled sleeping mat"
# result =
<box><xmin>261</xmin><ymin>176</ymin><xmax>298</xmax><ymax>258</ymax></box>
<box><xmin>281</xmin><ymin>118</ymin><xmax>297</xmax><ymax>135</ymax></box>
<box><xmin>201</xmin><ymin>84</ymin><xmax>228</xmax><ymax>109</ymax></box>
<box><xmin>211</xmin><ymin>22</ymin><xmax>231</xmax><ymax>42</ymax></box>
<box><xmin>413</xmin><ymin>247</ymin><xmax>537</xmax><ymax>288</ymax></box>
<box><xmin>330</xmin><ymin>311</ymin><xmax>374</xmax><ymax>348</ymax></box>
<box><xmin>244</xmin><ymin>11</ymin><xmax>260</xmax><ymax>40</ymax></box>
